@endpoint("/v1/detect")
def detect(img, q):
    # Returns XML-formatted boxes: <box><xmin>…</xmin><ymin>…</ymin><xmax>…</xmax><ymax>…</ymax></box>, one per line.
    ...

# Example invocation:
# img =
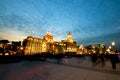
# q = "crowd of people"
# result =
<box><xmin>91</xmin><ymin>53</ymin><xmax>120</xmax><ymax>70</ymax></box>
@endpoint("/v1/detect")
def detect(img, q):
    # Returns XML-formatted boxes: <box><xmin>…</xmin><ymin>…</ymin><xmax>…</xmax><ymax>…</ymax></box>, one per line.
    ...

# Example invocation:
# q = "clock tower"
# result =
<box><xmin>66</xmin><ymin>32</ymin><xmax>73</xmax><ymax>42</ymax></box>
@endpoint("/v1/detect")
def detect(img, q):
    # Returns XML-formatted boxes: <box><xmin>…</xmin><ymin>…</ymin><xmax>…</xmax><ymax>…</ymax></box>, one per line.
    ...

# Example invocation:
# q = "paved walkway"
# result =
<box><xmin>0</xmin><ymin>60</ymin><xmax>119</xmax><ymax>80</ymax></box>
<box><xmin>47</xmin><ymin>56</ymin><xmax>120</xmax><ymax>72</ymax></box>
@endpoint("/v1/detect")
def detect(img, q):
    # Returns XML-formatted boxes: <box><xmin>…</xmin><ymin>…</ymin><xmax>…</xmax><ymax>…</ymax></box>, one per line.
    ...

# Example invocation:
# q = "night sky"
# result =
<box><xmin>0</xmin><ymin>0</ymin><xmax>120</xmax><ymax>48</ymax></box>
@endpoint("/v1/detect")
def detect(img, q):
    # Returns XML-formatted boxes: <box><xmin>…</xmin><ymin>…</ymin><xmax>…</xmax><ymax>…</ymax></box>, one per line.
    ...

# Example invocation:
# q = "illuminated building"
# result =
<box><xmin>86</xmin><ymin>45</ymin><xmax>96</xmax><ymax>54</ymax></box>
<box><xmin>42</xmin><ymin>31</ymin><xmax>54</xmax><ymax>53</ymax></box>
<box><xmin>23</xmin><ymin>31</ymin><xmax>77</xmax><ymax>55</ymax></box>
<box><xmin>98</xmin><ymin>44</ymin><xmax>106</xmax><ymax>54</ymax></box>
<box><xmin>42</xmin><ymin>32</ymin><xmax>66</xmax><ymax>54</ymax></box>
<box><xmin>41</xmin><ymin>40</ymin><xmax>47</xmax><ymax>53</ymax></box>
<box><xmin>66</xmin><ymin>32</ymin><xmax>74</xmax><ymax>42</ymax></box>
<box><xmin>0</xmin><ymin>43</ymin><xmax>3</xmax><ymax>48</ymax></box>
<box><xmin>43</xmin><ymin>31</ymin><xmax>53</xmax><ymax>43</ymax></box>
<box><xmin>23</xmin><ymin>36</ymin><xmax>42</xmax><ymax>55</ymax></box>
<box><xmin>77</xmin><ymin>44</ymin><xmax>84</xmax><ymax>54</ymax></box>
<box><xmin>0</xmin><ymin>39</ymin><xmax>12</xmax><ymax>55</ymax></box>
<box><xmin>62</xmin><ymin>32</ymin><xmax>77</xmax><ymax>54</ymax></box>
<box><xmin>53</xmin><ymin>42</ymin><xmax>66</xmax><ymax>54</ymax></box>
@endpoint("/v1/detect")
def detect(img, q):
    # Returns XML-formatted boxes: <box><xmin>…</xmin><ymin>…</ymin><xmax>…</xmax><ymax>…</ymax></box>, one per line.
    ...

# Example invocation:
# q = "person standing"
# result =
<box><xmin>109</xmin><ymin>54</ymin><xmax>119</xmax><ymax>70</ymax></box>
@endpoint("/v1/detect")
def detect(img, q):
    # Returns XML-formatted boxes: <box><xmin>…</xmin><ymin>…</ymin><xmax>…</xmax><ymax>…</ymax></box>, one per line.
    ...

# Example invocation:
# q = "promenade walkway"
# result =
<box><xmin>47</xmin><ymin>56</ymin><xmax>120</xmax><ymax>74</ymax></box>
<box><xmin>0</xmin><ymin>57</ymin><xmax>119</xmax><ymax>80</ymax></box>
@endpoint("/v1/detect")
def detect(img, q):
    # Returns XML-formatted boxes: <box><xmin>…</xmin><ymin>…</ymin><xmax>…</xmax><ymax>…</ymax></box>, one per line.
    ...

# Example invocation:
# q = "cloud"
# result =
<box><xmin>78</xmin><ymin>31</ymin><xmax>120</xmax><ymax>45</ymax></box>
<box><xmin>116</xmin><ymin>26</ymin><xmax>120</xmax><ymax>30</ymax></box>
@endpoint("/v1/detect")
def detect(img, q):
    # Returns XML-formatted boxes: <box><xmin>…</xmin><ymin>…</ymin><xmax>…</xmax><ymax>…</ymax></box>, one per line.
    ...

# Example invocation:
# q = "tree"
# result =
<box><xmin>0</xmin><ymin>40</ymin><xmax>9</xmax><ymax>44</ymax></box>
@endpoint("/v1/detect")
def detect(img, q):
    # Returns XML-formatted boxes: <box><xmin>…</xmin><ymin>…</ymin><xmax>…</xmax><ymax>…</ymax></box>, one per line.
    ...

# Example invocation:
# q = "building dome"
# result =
<box><xmin>45</xmin><ymin>31</ymin><xmax>52</xmax><ymax>36</ymax></box>
<box><xmin>43</xmin><ymin>31</ymin><xmax>53</xmax><ymax>43</ymax></box>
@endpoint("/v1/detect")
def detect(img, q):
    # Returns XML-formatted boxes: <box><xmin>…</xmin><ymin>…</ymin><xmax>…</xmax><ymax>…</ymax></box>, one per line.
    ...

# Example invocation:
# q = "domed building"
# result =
<box><xmin>43</xmin><ymin>31</ymin><xmax>54</xmax><ymax>43</ymax></box>
<box><xmin>23</xmin><ymin>31</ymin><xmax>77</xmax><ymax>55</ymax></box>
<box><xmin>62</xmin><ymin>32</ymin><xmax>77</xmax><ymax>55</ymax></box>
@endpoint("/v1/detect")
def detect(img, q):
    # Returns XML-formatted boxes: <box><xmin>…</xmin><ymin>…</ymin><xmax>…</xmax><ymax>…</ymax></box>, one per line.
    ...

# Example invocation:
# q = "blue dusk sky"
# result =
<box><xmin>0</xmin><ymin>0</ymin><xmax>120</xmax><ymax>47</ymax></box>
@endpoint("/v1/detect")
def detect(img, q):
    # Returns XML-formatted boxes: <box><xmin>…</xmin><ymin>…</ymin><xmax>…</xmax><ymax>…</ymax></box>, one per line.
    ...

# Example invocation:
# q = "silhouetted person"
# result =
<box><xmin>91</xmin><ymin>54</ymin><xmax>98</xmax><ymax>67</ymax></box>
<box><xmin>56</xmin><ymin>53</ymin><xmax>63</xmax><ymax>64</ymax></box>
<box><xmin>99</xmin><ymin>54</ymin><xmax>106</xmax><ymax>67</ymax></box>
<box><xmin>109</xmin><ymin>54</ymin><xmax>119</xmax><ymax>70</ymax></box>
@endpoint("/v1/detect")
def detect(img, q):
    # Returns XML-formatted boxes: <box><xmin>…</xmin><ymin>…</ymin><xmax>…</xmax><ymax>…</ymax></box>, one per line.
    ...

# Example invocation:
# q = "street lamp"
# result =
<box><xmin>111</xmin><ymin>41</ymin><xmax>115</xmax><ymax>46</ymax></box>
<box><xmin>109</xmin><ymin>46</ymin><xmax>111</xmax><ymax>49</ymax></box>
<box><xmin>111</xmin><ymin>41</ymin><xmax>115</xmax><ymax>49</ymax></box>
<box><xmin>111</xmin><ymin>41</ymin><xmax>116</xmax><ymax>53</ymax></box>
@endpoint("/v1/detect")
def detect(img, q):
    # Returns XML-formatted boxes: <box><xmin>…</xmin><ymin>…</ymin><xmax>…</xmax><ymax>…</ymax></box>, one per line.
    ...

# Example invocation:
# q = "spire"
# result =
<box><xmin>46</xmin><ymin>31</ymin><xmax>52</xmax><ymax>36</ymax></box>
<box><xmin>68</xmin><ymin>32</ymin><xmax>71</xmax><ymax>35</ymax></box>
